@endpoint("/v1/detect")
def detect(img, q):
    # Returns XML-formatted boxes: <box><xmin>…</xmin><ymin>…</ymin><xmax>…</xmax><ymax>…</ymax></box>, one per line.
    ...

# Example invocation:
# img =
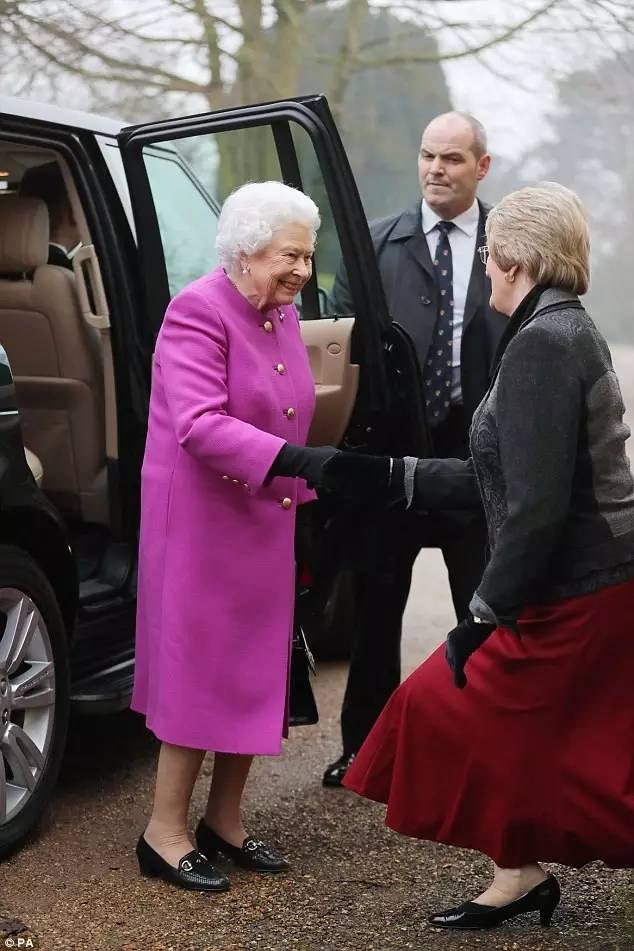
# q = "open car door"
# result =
<box><xmin>116</xmin><ymin>95</ymin><xmax>428</xmax><ymax>457</ymax></box>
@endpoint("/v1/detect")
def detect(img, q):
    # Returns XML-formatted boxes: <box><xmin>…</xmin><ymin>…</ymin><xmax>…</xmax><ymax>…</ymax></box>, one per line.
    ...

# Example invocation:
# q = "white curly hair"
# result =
<box><xmin>215</xmin><ymin>181</ymin><xmax>321</xmax><ymax>274</ymax></box>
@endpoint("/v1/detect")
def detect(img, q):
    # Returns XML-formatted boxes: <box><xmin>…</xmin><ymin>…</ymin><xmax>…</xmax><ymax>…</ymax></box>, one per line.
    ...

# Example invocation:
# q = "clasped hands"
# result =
<box><xmin>308</xmin><ymin>449</ymin><xmax>401</xmax><ymax>503</ymax></box>
<box><xmin>278</xmin><ymin>446</ymin><xmax>496</xmax><ymax>687</ymax></box>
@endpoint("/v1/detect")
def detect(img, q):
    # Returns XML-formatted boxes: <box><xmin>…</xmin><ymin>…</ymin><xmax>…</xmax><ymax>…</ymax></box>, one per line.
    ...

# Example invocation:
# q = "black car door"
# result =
<box><xmin>116</xmin><ymin>94</ymin><xmax>428</xmax><ymax>457</ymax></box>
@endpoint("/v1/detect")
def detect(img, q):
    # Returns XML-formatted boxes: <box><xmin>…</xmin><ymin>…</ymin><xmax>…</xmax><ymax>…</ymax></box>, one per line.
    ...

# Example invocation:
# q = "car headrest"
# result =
<box><xmin>0</xmin><ymin>196</ymin><xmax>49</xmax><ymax>274</ymax></box>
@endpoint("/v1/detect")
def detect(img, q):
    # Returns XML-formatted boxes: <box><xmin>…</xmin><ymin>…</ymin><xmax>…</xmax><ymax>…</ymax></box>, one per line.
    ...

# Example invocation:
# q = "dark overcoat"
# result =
<box><xmin>333</xmin><ymin>198</ymin><xmax>507</xmax><ymax>427</ymax></box>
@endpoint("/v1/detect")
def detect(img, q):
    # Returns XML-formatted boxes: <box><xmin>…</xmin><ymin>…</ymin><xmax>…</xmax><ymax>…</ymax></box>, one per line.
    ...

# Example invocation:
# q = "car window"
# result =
<box><xmin>289</xmin><ymin>123</ymin><xmax>350</xmax><ymax>318</ymax></box>
<box><xmin>144</xmin><ymin>150</ymin><xmax>220</xmax><ymax>297</ymax></box>
<box><xmin>141</xmin><ymin>125</ymin><xmax>348</xmax><ymax>318</ymax></box>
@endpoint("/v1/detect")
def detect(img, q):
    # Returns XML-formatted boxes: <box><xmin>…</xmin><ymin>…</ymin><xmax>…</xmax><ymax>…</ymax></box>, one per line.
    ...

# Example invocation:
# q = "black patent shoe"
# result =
<box><xmin>195</xmin><ymin>819</ymin><xmax>290</xmax><ymax>873</ymax></box>
<box><xmin>428</xmin><ymin>875</ymin><xmax>561</xmax><ymax>930</ymax></box>
<box><xmin>322</xmin><ymin>752</ymin><xmax>355</xmax><ymax>787</ymax></box>
<box><xmin>136</xmin><ymin>835</ymin><xmax>230</xmax><ymax>892</ymax></box>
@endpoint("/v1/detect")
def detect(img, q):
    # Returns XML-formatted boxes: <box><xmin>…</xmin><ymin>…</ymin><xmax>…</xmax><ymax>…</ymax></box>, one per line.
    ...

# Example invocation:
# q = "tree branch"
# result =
<box><xmin>12</xmin><ymin>17</ymin><xmax>209</xmax><ymax>94</ymax></box>
<box><xmin>352</xmin><ymin>0</ymin><xmax>562</xmax><ymax>68</ymax></box>
<box><xmin>61</xmin><ymin>8</ymin><xmax>206</xmax><ymax>45</ymax></box>
<box><xmin>17</xmin><ymin>9</ymin><xmax>224</xmax><ymax>84</ymax></box>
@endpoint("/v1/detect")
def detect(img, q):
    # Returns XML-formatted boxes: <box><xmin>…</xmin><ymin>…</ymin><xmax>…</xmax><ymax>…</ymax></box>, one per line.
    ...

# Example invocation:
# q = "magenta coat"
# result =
<box><xmin>131</xmin><ymin>267</ymin><xmax>316</xmax><ymax>754</ymax></box>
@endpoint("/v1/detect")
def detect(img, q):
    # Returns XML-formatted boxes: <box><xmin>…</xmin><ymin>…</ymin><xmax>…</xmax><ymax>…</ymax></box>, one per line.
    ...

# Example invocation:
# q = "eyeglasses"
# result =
<box><xmin>477</xmin><ymin>245</ymin><xmax>489</xmax><ymax>265</ymax></box>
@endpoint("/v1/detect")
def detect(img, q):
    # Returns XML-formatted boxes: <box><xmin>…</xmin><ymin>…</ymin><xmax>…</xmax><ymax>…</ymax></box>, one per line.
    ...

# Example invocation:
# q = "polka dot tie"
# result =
<box><xmin>424</xmin><ymin>220</ymin><xmax>455</xmax><ymax>424</ymax></box>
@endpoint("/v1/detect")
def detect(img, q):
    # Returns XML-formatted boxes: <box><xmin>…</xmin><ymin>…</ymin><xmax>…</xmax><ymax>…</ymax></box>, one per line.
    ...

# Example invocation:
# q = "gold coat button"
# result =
<box><xmin>275</xmin><ymin>363</ymin><xmax>286</xmax><ymax>375</ymax></box>
<box><xmin>284</xmin><ymin>407</ymin><xmax>296</xmax><ymax>419</ymax></box>
<box><xmin>232</xmin><ymin>479</ymin><xmax>239</xmax><ymax>484</ymax></box>
<box><xmin>221</xmin><ymin>475</ymin><xmax>230</xmax><ymax>480</ymax></box>
<box><xmin>263</xmin><ymin>320</ymin><xmax>273</xmax><ymax>333</ymax></box>
<box><xmin>281</xmin><ymin>497</ymin><xmax>292</xmax><ymax>510</ymax></box>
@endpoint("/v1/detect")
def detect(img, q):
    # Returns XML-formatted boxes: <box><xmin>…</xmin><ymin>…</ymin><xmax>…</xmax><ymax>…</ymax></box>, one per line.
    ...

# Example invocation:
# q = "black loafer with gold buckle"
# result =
<box><xmin>136</xmin><ymin>835</ymin><xmax>230</xmax><ymax>892</ymax></box>
<box><xmin>195</xmin><ymin>819</ymin><xmax>290</xmax><ymax>873</ymax></box>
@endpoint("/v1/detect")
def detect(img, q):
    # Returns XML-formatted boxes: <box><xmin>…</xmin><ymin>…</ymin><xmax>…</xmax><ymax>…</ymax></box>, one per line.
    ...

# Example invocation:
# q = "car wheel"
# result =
<box><xmin>0</xmin><ymin>545</ymin><xmax>70</xmax><ymax>858</ymax></box>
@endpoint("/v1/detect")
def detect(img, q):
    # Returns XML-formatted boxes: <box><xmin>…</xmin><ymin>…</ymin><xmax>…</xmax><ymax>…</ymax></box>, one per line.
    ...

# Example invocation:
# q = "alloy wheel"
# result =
<box><xmin>0</xmin><ymin>588</ymin><xmax>55</xmax><ymax>824</ymax></box>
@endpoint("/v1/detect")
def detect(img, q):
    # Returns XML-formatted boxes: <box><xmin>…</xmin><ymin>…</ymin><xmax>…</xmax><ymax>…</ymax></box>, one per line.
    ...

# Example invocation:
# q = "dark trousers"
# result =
<box><xmin>340</xmin><ymin>406</ymin><xmax>488</xmax><ymax>755</ymax></box>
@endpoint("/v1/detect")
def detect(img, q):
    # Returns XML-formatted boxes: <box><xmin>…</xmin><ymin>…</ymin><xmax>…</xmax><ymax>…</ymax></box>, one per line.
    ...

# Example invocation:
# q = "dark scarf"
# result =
<box><xmin>491</xmin><ymin>283</ymin><xmax>546</xmax><ymax>376</ymax></box>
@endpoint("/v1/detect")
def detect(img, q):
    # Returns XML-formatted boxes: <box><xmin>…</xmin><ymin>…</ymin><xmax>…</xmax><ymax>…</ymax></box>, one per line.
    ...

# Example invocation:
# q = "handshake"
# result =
<box><xmin>270</xmin><ymin>443</ymin><xmax>495</xmax><ymax>689</ymax></box>
<box><xmin>270</xmin><ymin>444</ymin><xmax>410</xmax><ymax>507</ymax></box>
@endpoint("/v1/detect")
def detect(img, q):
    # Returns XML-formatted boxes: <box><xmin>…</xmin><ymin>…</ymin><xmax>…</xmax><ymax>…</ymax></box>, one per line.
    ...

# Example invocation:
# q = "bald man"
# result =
<box><xmin>325</xmin><ymin>112</ymin><xmax>507</xmax><ymax>786</ymax></box>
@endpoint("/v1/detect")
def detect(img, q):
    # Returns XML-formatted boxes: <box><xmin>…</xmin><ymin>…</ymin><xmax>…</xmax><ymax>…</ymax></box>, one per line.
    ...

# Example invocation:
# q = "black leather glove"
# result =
<box><xmin>445</xmin><ymin>614</ymin><xmax>496</xmax><ymax>689</ymax></box>
<box><xmin>321</xmin><ymin>452</ymin><xmax>406</xmax><ymax>506</ymax></box>
<box><xmin>268</xmin><ymin>443</ymin><xmax>338</xmax><ymax>488</ymax></box>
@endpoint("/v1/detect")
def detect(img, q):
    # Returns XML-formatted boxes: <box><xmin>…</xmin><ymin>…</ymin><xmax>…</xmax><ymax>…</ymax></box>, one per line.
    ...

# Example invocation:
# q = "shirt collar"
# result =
<box><xmin>421</xmin><ymin>198</ymin><xmax>480</xmax><ymax>237</ymax></box>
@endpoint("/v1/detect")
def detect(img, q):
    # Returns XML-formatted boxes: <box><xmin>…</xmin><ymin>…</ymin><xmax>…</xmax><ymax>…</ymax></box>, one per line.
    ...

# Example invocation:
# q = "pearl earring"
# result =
<box><xmin>242</xmin><ymin>265</ymin><xmax>250</xmax><ymax>275</ymax></box>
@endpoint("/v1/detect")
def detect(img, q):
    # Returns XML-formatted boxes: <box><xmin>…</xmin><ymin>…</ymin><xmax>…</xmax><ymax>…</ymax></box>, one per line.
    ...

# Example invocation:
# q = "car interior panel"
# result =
<box><xmin>300</xmin><ymin>316</ymin><xmax>359</xmax><ymax>447</ymax></box>
<box><xmin>0</xmin><ymin>192</ymin><xmax>107</xmax><ymax>522</ymax></box>
<box><xmin>0</xmin><ymin>145</ymin><xmax>131</xmax><ymax>596</ymax></box>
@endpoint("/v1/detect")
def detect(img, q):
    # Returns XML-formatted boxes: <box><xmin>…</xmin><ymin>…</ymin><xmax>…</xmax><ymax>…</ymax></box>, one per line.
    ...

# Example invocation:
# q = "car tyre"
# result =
<box><xmin>0</xmin><ymin>545</ymin><xmax>70</xmax><ymax>858</ymax></box>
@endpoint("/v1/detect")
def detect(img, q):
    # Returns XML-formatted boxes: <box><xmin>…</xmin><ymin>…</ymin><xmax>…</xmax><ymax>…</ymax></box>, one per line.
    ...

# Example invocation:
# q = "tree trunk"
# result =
<box><xmin>216</xmin><ymin>0</ymin><xmax>308</xmax><ymax>197</ymax></box>
<box><xmin>326</xmin><ymin>0</ymin><xmax>368</xmax><ymax>123</ymax></box>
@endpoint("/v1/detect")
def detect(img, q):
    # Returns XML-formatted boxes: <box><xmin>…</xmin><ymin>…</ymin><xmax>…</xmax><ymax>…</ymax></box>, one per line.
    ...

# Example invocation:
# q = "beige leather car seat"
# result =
<box><xmin>0</xmin><ymin>195</ymin><xmax>107</xmax><ymax>522</ymax></box>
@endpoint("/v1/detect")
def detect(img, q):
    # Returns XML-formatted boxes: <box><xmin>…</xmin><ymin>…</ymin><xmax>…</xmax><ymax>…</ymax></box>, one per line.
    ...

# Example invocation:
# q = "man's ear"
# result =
<box><xmin>476</xmin><ymin>153</ymin><xmax>491</xmax><ymax>181</ymax></box>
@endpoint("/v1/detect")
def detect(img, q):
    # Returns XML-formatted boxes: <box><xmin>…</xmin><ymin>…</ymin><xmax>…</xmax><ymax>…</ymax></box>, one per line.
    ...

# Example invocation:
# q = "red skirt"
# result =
<box><xmin>343</xmin><ymin>578</ymin><xmax>634</xmax><ymax>868</ymax></box>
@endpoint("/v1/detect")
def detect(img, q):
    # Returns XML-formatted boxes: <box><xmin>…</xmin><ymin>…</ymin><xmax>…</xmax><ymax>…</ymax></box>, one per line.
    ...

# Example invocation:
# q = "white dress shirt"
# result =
<box><xmin>421</xmin><ymin>198</ymin><xmax>480</xmax><ymax>405</ymax></box>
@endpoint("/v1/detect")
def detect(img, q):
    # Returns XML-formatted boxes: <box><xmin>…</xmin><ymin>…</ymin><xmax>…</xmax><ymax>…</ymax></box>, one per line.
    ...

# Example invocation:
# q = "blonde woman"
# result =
<box><xmin>317</xmin><ymin>183</ymin><xmax>634</xmax><ymax>930</ymax></box>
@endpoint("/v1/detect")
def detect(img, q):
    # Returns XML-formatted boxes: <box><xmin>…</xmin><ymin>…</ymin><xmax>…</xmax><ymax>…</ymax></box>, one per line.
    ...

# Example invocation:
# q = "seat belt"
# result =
<box><xmin>72</xmin><ymin>244</ymin><xmax>118</xmax><ymax>460</ymax></box>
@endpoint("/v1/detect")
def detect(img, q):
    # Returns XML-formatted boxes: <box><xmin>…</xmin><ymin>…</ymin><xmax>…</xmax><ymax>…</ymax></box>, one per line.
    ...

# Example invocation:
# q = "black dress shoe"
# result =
<box><xmin>428</xmin><ymin>875</ymin><xmax>561</xmax><ymax>930</ymax></box>
<box><xmin>195</xmin><ymin>819</ymin><xmax>289</xmax><ymax>873</ymax></box>
<box><xmin>136</xmin><ymin>835</ymin><xmax>230</xmax><ymax>892</ymax></box>
<box><xmin>322</xmin><ymin>752</ymin><xmax>355</xmax><ymax>787</ymax></box>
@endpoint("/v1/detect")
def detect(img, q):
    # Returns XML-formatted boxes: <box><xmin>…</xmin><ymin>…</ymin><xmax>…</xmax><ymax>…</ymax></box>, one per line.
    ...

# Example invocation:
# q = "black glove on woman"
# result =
<box><xmin>267</xmin><ymin>443</ymin><xmax>338</xmax><ymax>488</ymax></box>
<box><xmin>321</xmin><ymin>452</ymin><xmax>406</xmax><ymax>506</ymax></box>
<box><xmin>270</xmin><ymin>446</ymin><xmax>409</xmax><ymax>504</ymax></box>
<box><xmin>445</xmin><ymin>614</ymin><xmax>496</xmax><ymax>689</ymax></box>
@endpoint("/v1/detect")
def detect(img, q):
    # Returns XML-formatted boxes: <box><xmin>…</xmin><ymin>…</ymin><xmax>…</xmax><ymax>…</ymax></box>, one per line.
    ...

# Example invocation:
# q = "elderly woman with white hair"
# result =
<box><xmin>131</xmin><ymin>181</ymin><xmax>333</xmax><ymax>891</ymax></box>
<box><xmin>314</xmin><ymin>182</ymin><xmax>634</xmax><ymax>929</ymax></box>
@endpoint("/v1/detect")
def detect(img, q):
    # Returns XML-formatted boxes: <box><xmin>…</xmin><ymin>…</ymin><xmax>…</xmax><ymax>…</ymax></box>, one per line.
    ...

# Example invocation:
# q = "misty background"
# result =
<box><xmin>2</xmin><ymin>0</ymin><xmax>633</xmax><ymax>408</ymax></box>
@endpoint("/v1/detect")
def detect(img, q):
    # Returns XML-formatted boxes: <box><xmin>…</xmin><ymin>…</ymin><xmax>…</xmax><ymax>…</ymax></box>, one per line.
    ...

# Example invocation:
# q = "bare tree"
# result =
<box><xmin>2</xmin><ymin>0</ymin><xmax>633</xmax><ymax>196</ymax></box>
<box><xmin>3</xmin><ymin>1</ymin><xmax>633</xmax><ymax>120</ymax></box>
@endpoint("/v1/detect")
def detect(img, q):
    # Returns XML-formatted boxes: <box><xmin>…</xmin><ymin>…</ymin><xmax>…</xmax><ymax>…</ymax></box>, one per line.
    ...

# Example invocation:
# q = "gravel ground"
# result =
<box><xmin>1</xmin><ymin>345</ymin><xmax>633</xmax><ymax>951</ymax></box>
<box><xmin>1</xmin><ymin>594</ymin><xmax>632</xmax><ymax>951</ymax></box>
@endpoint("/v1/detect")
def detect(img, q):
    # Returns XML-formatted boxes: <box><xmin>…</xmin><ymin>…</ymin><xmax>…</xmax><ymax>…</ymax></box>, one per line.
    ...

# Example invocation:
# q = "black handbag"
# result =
<box><xmin>289</xmin><ymin>621</ymin><xmax>318</xmax><ymax>727</ymax></box>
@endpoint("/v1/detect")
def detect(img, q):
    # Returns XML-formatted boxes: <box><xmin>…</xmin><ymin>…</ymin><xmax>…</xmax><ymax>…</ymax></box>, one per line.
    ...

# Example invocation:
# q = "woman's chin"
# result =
<box><xmin>490</xmin><ymin>293</ymin><xmax>510</xmax><ymax>317</ymax></box>
<box><xmin>274</xmin><ymin>291</ymin><xmax>297</xmax><ymax>306</ymax></box>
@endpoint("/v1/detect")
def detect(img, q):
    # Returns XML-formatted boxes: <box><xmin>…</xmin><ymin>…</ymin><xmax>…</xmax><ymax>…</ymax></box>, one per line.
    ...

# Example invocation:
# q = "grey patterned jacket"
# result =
<box><xmin>412</xmin><ymin>287</ymin><xmax>634</xmax><ymax>625</ymax></box>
